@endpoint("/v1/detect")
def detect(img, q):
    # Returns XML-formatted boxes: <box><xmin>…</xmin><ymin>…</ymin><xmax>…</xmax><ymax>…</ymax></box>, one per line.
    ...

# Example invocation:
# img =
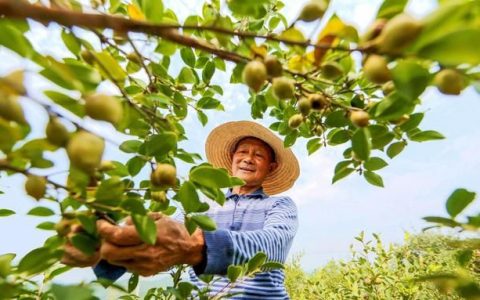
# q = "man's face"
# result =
<box><xmin>231</xmin><ymin>137</ymin><xmax>277</xmax><ymax>188</ymax></box>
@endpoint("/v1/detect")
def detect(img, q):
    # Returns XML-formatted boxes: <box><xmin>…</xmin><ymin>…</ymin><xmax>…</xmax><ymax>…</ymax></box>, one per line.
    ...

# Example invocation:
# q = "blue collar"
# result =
<box><xmin>226</xmin><ymin>188</ymin><xmax>268</xmax><ymax>200</ymax></box>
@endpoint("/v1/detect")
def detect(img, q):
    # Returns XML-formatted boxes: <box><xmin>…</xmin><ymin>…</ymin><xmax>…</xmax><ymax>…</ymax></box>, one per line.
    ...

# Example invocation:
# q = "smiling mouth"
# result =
<box><xmin>239</xmin><ymin>167</ymin><xmax>255</xmax><ymax>172</ymax></box>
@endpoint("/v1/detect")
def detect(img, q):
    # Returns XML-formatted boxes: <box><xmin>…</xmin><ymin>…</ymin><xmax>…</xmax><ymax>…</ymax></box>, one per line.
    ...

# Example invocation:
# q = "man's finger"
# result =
<box><xmin>96</xmin><ymin>219</ymin><xmax>143</xmax><ymax>246</ymax></box>
<box><xmin>100</xmin><ymin>241</ymin><xmax>148</xmax><ymax>261</ymax></box>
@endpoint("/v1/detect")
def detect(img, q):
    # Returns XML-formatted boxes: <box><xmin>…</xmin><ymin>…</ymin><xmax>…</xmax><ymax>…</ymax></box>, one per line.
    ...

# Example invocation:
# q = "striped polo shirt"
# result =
<box><xmin>189</xmin><ymin>188</ymin><xmax>298</xmax><ymax>299</ymax></box>
<box><xmin>93</xmin><ymin>189</ymin><xmax>298</xmax><ymax>299</ymax></box>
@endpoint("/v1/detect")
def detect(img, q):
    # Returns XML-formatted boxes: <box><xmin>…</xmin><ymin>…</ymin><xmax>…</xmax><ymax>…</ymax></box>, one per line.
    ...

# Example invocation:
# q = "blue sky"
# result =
<box><xmin>0</xmin><ymin>0</ymin><xmax>479</xmax><ymax>286</ymax></box>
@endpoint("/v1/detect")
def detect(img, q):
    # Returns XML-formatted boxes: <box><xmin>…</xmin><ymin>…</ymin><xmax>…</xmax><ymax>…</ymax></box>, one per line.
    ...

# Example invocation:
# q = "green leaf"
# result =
<box><xmin>140</xmin><ymin>0</ymin><xmax>164</xmax><ymax>23</ymax></box>
<box><xmin>44</xmin><ymin>90</ymin><xmax>84</xmax><ymax>117</ymax></box>
<box><xmin>227</xmin><ymin>0</ymin><xmax>269</xmax><ymax>18</ymax></box>
<box><xmin>279</xmin><ymin>27</ymin><xmax>306</xmax><ymax>43</ymax></box>
<box><xmin>178</xmin><ymin>67</ymin><xmax>197</xmax><ymax>84</ymax></box>
<box><xmin>127</xmin><ymin>156</ymin><xmax>147</xmax><ymax>177</ymax></box>
<box><xmin>247</xmin><ymin>252</ymin><xmax>267</xmax><ymax>274</ymax></box>
<box><xmin>156</xmin><ymin>39</ymin><xmax>177</xmax><ymax>56</ymax></box>
<box><xmin>51</xmin><ymin>284</ymin><xmax>94</xmax><ymax>300</ymax></box>
<box><xmin>409</xmin><ymin>130</ymin><xmax>445</xmax><ymax>142</ymax></box>
<box><xmin>177</xmin><ymin>282</ymin><xmax>195</xmax><ymax>298</ymax></box>
<box><xmin>77</xmin><ymin>214</ymin><xmax>97</xmax><ymax>235</ymax></box>
<box><xmin>0</xmin><ymin>209</ymin><xmax>15</xmax><ymax>217</ymax></box>
<box><xmin>190</xmin><ymin>166</ymin><xmax>232</xmax><ymax>189</ymax></box>
<box><xmin>177</xmin><ymin>181</ymin><xmax>201</xmax><ymax>213</ymax></box>
<box><xmin>307</xmin><ymin>138</ymin><xmax>322</xmax><ymax>155</ymax></box>
<box><xmin>423</xmin><ymin>216</ymin><xmax>460</xmax><ymax>228</ymax></box>
<box><xmin>400</xmin><ymin>113</ymin><xmax>423</xmax><ymax>132</ymax></box>
<box><xmin>146</xmin><ymin>132</ymin><xmax>177</xmax><ymax>157</ymax></box>
<box><xmin>332</xmin><ymin>168</ymin><xmax>355</xmax><ymax>184</ymax></box>
<box><xmin>0</xmin><ymin>253</ymin><xmax>15</xmax><ymax>277</ymax></box>
<box><xmin>325</xmin><ymin>110</ymin><xmax>349</xmax><ymax>127</ymax></box>
<box><xmin>417</xmin><ymin>29</ymin><xmax>480</xmax><ymax>66</ymax></box>
<box><xmin>191</xmin><ymin>214</ymin><xmax>217</xmax><ymax>231</ymax></box>
<box><xmin>328</xmin><ymin>129</ymin><xmax>350</xmax><ymax>145</ymax></box>
<box><xmin>93</xmin><ymin>51</ymin><xmax>126</xmax><ymax>82</ymax></box>
<box><xmin>61</xmin><ymin>29</ymin><xmax>81</xmax><ymax>55</ymax></box>
<box><xmin>120</xmin><ymin>140</ymin><xmax>142</xmax><ymax>153</ymax></box>
<box><xmin>364</xmin><ymin>157</ymin><xmax>388</xmax><ymax>171</ymax></box>
<box><xmin>202</xmin><ymin>61</ymin><xmax>215</xmax><ymax>83</ymax></box>
<box><xmin>392</xmin><ymin>60</ymin><xmax>430</xmax><ymax>100</ymax></box>
<box><xmin>27</xmin><ymin>207</ymin><xmax>55</xmax><ymax>217</ymax></box>
<box><xmin>197</xmin><ymin>110</ymin><xmax>208</xmax><ymax>126</ymax></box>
<box><xmin>180</xmin><ymin>48</ymin><xmax>196</xmax><ymax>68</ymax></box>
<box><xmin>36</xmin><ymin>221</ymin><xmax>56</xmax><ymax>230</ymax></box>
<box><xmin>386</xmin><ymin>141</ymin><xmax>405</xmax><ymax>158</ymax></box>
<box><xmin>131</xmin><ymin>214</ymin><xmax>157</xmax><ymax>245</ymax></box>
<box><xmin>227</xmin><ymin>265</ymin><xmax>243</xmax><ymax>282</ymax></box>
<box><xmin>197</xmin><ymin>97</ymin><xmax>221</xmax><ymax>109</ymax></box>
<box><xmin>284</xmin><ymin>131</ymin><xmax>298</xmax><ymax>148</ymax></box>
<box><xmin>0</xmin><ymin>20</ymin><xmax>35</xmax><ymax>58</ymax></box>
<box><xmin>261</xmin><ymin>261</ymin><xmax>284</xmax><ymax>270</ymax></box>
<box><xmin>446</xmin><ymin>188</ymin><xmax>476</xmax><ymax>218</ymax></box>
<box><xmin>377</xmin><ymin>0</ymin><xmax>408</xmax><ymax>19</ymax></box>
<box><xmin>351</xmin><ymin>128</ymin><xmax>371</xmax><ymax>161</ymax></box>
<box><xmin>95</xmin><ymin>177</ymin><xmax>125</xmax><ymax>205</ymax></box>
<box><xmin>128</xmin><ymin>273</ymin><xmax>139</xmax><ymax>293</ymax></box>
<box><xmin>70</xmin><ymin>233</ymin><xmax>99</xmax><ymax>256</ymax></box>
<box><xmin>18</xmin><ymin>247</ymin><xmax>61</xmax><ymax>275</ymax></box>
<box><xmin>184</xmin><ymin>216</ymin><xmax>198</xmax><ymax>235</ymax></box>
<box><xmin>121</xmin><ymin>198</ymin><xmax>146</xmax><ymax>215</ymax></box>
<box><xmin>373</xmin><ymin>93</ymin><xmax>416</xmax><ymax>121</ymax></box>
<box><xmin>364</xmin><ymin>170</ymin><xmax>384</xmax><ymax>187</ymax></box>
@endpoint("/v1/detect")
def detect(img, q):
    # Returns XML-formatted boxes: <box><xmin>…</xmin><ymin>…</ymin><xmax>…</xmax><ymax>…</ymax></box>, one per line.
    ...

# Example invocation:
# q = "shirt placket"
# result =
<box><xmin>230</xmin><ymin>194</ymin><xmax>242</xmax><ymax>231</ymax></box>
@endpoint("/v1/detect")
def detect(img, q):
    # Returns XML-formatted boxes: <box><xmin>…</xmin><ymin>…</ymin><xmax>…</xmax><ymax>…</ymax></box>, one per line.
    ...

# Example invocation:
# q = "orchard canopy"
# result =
<box><xmin>0</xmin><ymin>0</ymin><xmax>479</xmax><ymax>297</ymax></box>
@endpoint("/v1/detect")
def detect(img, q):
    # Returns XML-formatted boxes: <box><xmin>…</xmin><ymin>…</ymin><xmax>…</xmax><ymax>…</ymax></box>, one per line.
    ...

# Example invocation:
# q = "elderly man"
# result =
<box><xmin>63</xmin><ymin>121</ymin><xmax>300</xmax><ymax>299</ymax></box>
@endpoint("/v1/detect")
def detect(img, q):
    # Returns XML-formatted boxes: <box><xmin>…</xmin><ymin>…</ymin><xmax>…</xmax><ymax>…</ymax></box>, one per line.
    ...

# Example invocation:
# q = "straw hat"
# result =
<box><xmin>205</xmin><ymin>121</ymin><xmax>300</xmax><ymax>195</ymax></box>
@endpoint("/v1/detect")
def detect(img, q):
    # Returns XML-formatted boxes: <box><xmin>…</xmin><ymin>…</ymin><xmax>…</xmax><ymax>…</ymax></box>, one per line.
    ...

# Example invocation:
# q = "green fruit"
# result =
<box><xmin>361</xmin><ymin>19</ymin><xmax>387</xmax><ymax>43</ymax></box>
<box><xmin>349</xmin><ymin>110</ymin><xmax>370</xmax><ymax>127</ymax></box>
<box><xmin>84</xmin><ymin>93</ymin><xmax>123</xmax><ymax>125</ymax></box>
<box><xmin>363</xmin><ymin>55</ymin><xmax>391</xmax><ymax>84</ymax></box>
<box><xmin>151</xmin><ymin>190</ymin><xmax>167</xmax><ymax>203</ymax></box>
<box><xmin>434</xmin><ymin>69</ymin><xmax>465</xmax><ymax>95</ymax></box>
<box><xmin>272</xmin><ymin>77</ymin><xmax>295</xmax><ymax>100</ymax></box>
<box><xmin>80</xmin><ymin>50</ymin><xmax>95</xmax><ymax>64</ymax></box>
<box><xmin>0</xmin><ymin>95</ymin><xmax>26</xmax><ymax>124</ymax></box>
<box><xmin>309</xmin><ymin>94</ymin><xmax>328</xmax><ymax>110</ymax></box>
<box><xmin>321</xmin><ymin>61</ymin><xmax>343</xmax><ymax>80</ymax></box>
<box><xmin>25</xmin><ymin>175</ymin><xmax>47</xmax><ymax>200</ymax></box>
<box><xmin>264</xmin><ymin>55</ymin><xmax>283</xmax><ymax>77</ymax></box>
<box><xmin>313</xmin><ymin>125</ymin><xmax>324</xmax><ymax>136</ymax></box>
<box><xmin>67</xmin><ymin>131</ymin><xmax>105</xmax><ymax>173</ymax></box>
<box><xmin>288</xmin><ymin>114</ymin><xmax>304</xmax><ymax>129</ymax></box>
<box><xmin>55</xmin><ymin>218</ymin><xmax>76</xmax><ymax>237</ymax></box>
<box><xmin>298</xmin><ymin>0</ymin><xmax>327</xmax><ymax>22</ymax></box>
<box><xmin>381</xmin><ymin>81</ymin><xmax>395</xmax><ymax>96</ymax></box>
<box><xmin>242</xmin><ymin>60</ymin><xmax>267</xmax><ymax>92</ymax></box>
<box><xmin>376</xmin><ymin>14</ymin><xmax>422</xmax><ymax>55</ymax></box>
<box><xmin>297</xmin><ymin>97</ymin><xmax>312</xmax><ymax>116</ymax></box>
<box><xmin>126</xmin><ymin>52</ymin><xmax>142</xmax><ymax>64</ymax></box>
<box><xmin>151</xmin><ymin>164</ymin><xmax>177</xmax><ymax>188</ymax></box>
<box><xmin>46</xmin><ymin>117</ymin><xmax>70</xmax><ymax>147</ymax></box>
<box><xmin>113</xmin><ymin>30</ymin><xmax>128</xmax><ymax>45</ymax></box>
<box><xmin>98</xmin><ymin>160</ymin><xmax>116</xmax><ymax>172</ymax></box>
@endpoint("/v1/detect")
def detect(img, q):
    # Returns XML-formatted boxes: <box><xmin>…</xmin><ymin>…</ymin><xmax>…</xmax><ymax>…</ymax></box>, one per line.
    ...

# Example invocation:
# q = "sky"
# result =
<box><xmin>0</xmin><ymin>0</ymin><xmax>479</xmax><ymax>288</ymax></box>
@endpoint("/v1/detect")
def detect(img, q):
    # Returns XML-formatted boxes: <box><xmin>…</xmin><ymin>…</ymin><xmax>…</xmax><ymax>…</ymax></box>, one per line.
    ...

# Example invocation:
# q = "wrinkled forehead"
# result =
<box><xmin>231</xmin><ymin>136</ymin><xmax>276</xmax><ymax>161</ymax></box>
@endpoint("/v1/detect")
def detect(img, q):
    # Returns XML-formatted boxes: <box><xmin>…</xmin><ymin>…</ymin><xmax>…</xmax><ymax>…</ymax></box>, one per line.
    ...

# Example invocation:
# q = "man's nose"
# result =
<box><xmin>242</xmin><ymin>152</ymin><xmax>254</xmax><ymax>163</ymax></box>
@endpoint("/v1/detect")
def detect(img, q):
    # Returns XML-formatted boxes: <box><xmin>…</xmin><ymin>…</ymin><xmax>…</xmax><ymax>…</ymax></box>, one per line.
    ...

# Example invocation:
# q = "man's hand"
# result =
<box><xmin>97</xmin><ymin>214</ymin><xmax>205</xmax><ymax>276</ymax></box>
<box><xmin>61</xmin><ymin>224</ymin><xmax>101</xmax><ymax>267</ymax></box>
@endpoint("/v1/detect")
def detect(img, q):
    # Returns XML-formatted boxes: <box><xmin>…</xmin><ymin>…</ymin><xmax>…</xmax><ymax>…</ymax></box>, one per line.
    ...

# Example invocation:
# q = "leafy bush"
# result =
<box><xmin>285</xmin><ymin>233</ymin><xmax>480</xmax><ymax>299</ymax></box>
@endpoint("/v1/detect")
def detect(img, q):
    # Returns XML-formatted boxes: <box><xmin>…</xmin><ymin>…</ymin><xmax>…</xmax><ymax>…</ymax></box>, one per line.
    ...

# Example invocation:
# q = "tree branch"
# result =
<box><xmin>0</xmin><ymin>0</ymin><xmax>247</xmax><ymax>63</ymax></box>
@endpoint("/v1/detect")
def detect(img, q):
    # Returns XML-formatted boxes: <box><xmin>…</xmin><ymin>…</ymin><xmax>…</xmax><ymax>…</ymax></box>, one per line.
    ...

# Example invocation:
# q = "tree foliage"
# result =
<box><xmin>0</xmin><ymin>0</ymin><xmax>479</xmax><ymax>298</ymax></box>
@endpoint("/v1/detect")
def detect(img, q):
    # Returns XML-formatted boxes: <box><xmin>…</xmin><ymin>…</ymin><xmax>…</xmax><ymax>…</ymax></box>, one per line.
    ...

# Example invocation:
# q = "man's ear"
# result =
<box><xmin>269</xmin><ymin>162</ymin><xmax>278</xmax><ymax>173</ymax></box>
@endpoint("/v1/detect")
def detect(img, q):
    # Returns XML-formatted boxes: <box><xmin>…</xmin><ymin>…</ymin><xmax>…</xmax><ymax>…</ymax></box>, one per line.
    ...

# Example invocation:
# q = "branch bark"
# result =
<box><xmin>0</xmin><ymin>0</ymin><xmax>246</xmax><ymax>63</ymax></box>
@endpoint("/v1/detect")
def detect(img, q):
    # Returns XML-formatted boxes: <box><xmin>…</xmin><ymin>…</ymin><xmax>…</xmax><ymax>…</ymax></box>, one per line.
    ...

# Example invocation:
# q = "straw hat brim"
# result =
<box><xmin>205</xmin><ymin>121</ymin><xmax>300</xmax><ymax>195</ymax></box>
